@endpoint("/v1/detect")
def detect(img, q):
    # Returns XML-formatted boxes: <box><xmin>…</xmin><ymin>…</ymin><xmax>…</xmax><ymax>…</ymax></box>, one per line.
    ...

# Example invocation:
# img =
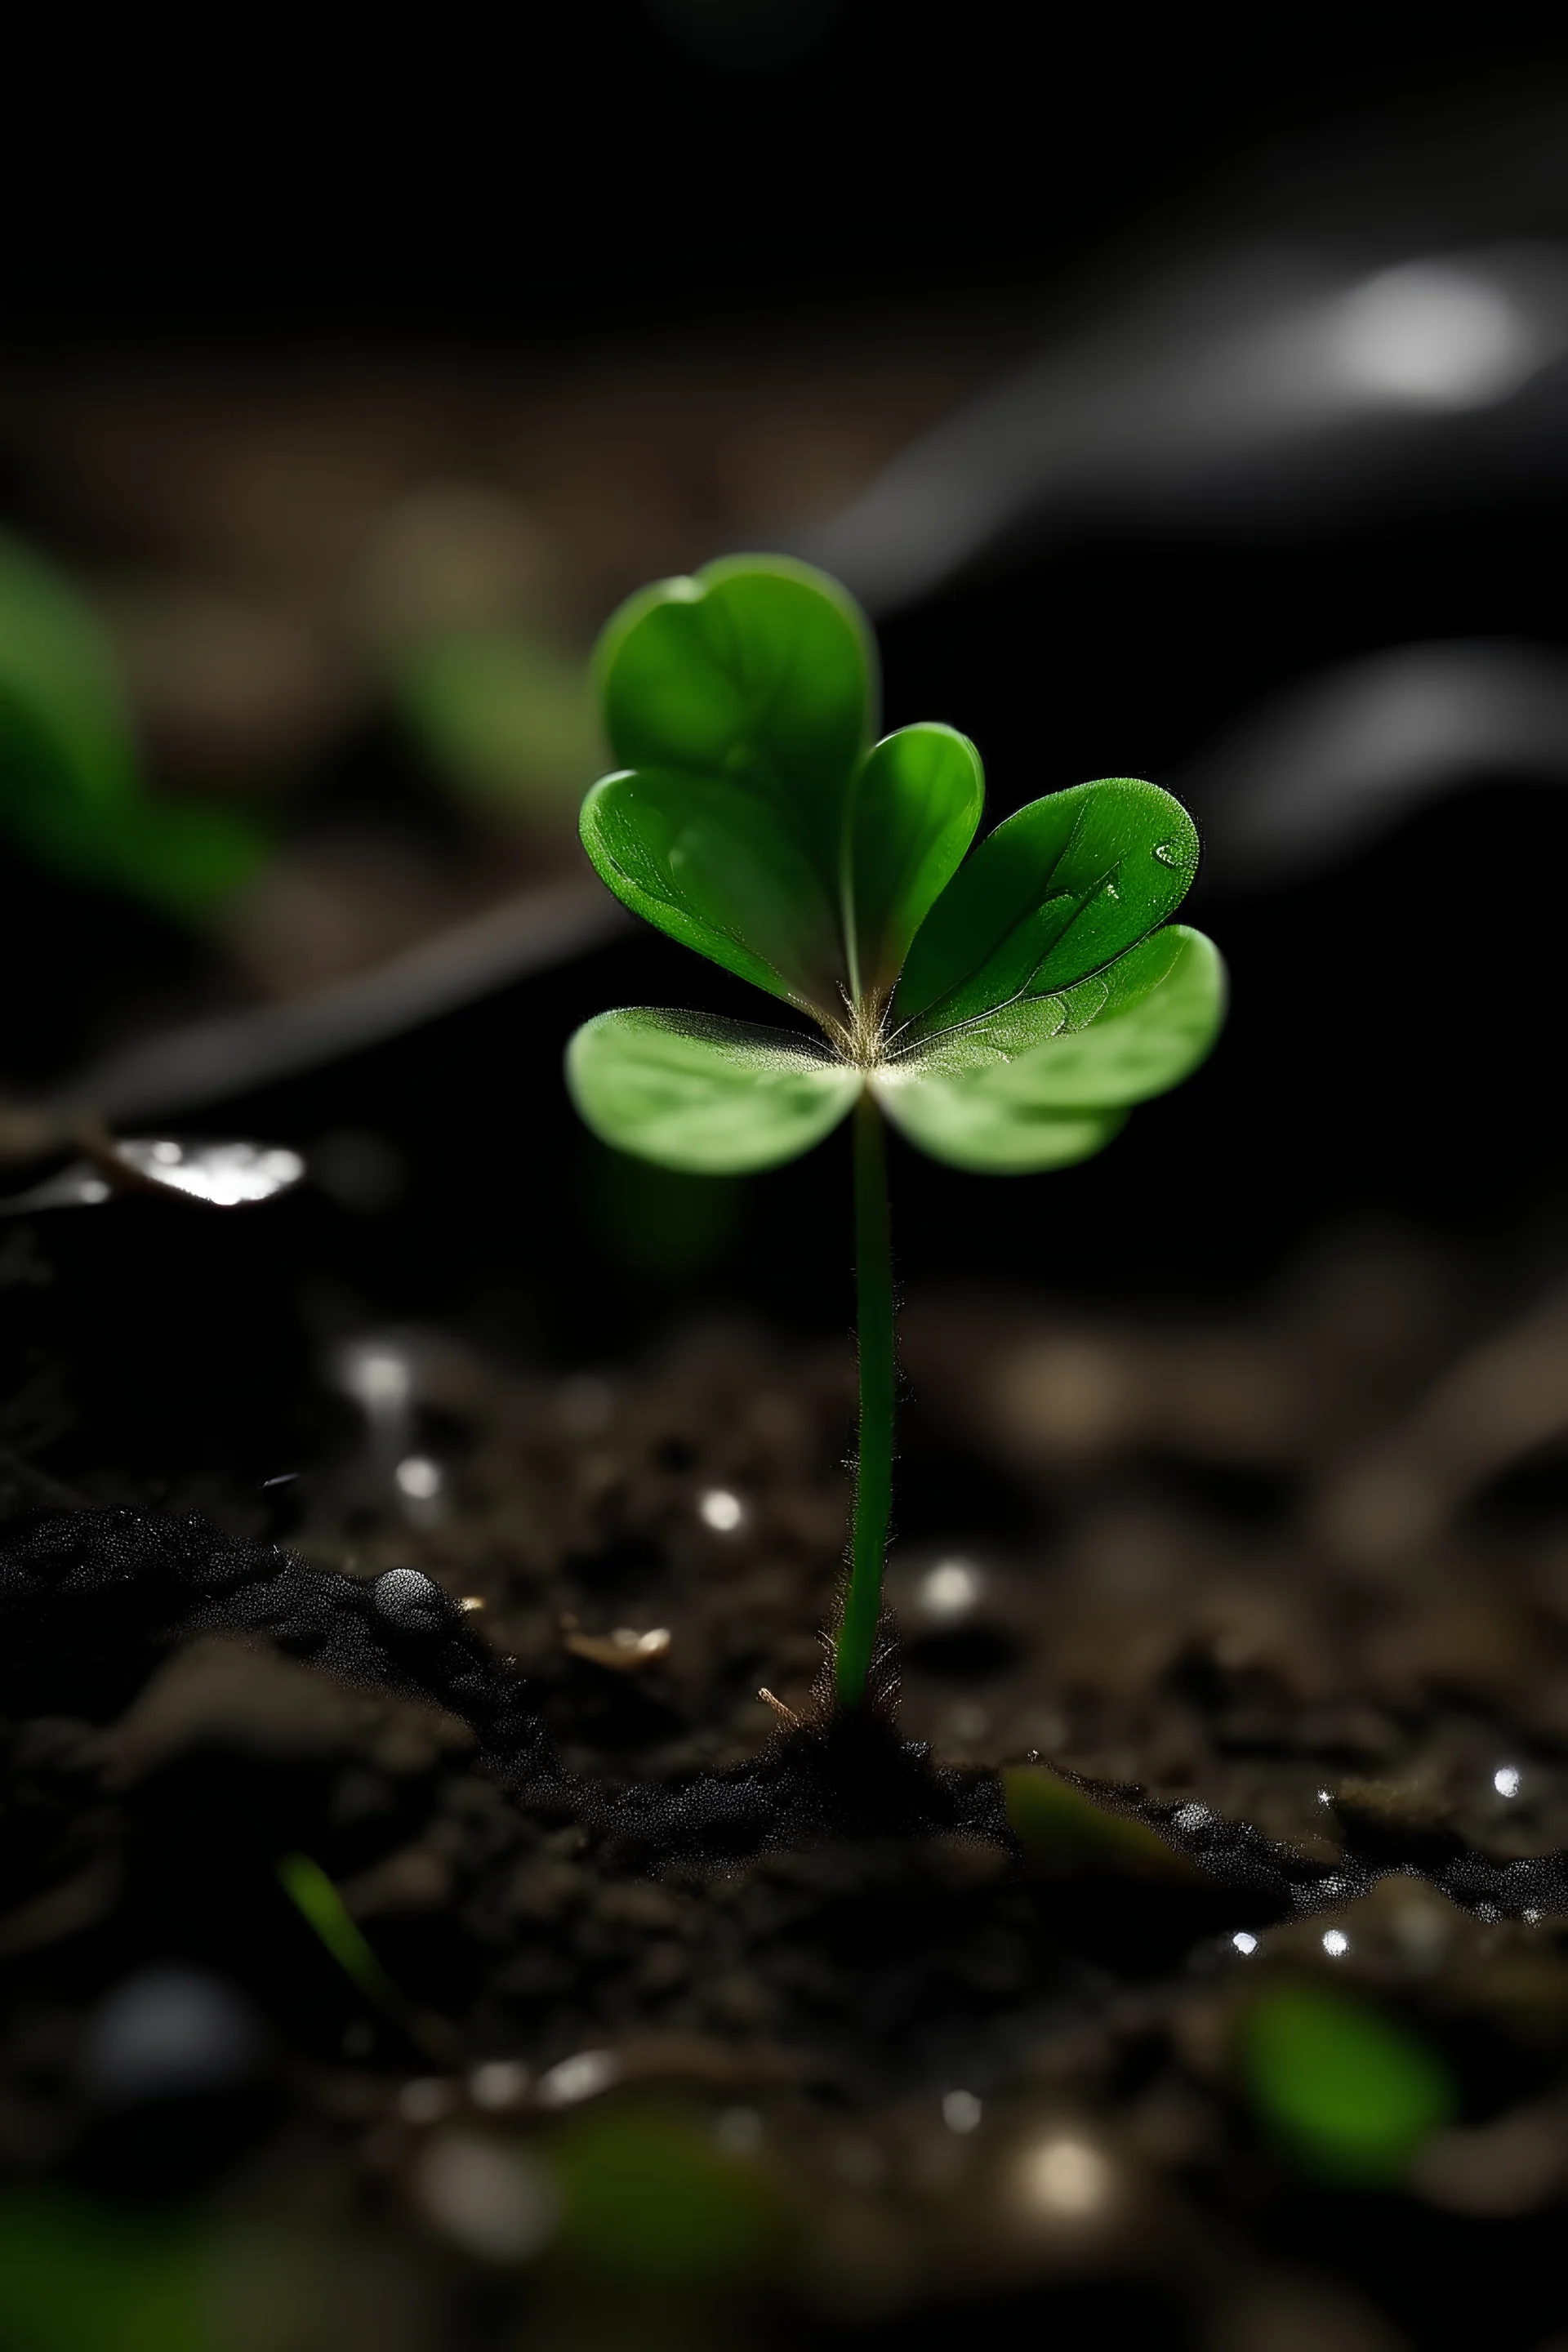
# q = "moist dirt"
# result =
<box><xmin>5</xmin><ymin>1245</ymin><xmax>1568</xmax><ymax>2349</ymax></box>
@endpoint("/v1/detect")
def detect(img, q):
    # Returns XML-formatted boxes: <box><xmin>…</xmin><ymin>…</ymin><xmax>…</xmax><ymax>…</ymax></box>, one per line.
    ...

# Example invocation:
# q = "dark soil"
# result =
<box><xmin>7</xmin><ymin>1249</ymin><xmax>1568</xmax><ymax>2351</ymax></box>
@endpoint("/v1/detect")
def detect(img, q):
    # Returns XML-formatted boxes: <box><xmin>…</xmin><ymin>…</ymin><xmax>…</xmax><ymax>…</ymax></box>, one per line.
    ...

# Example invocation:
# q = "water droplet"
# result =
<box><xmin>1494</xmin><ymin>1764</ymin><xmax>1521</xmax><ymax>1798</ymax></box>
<box><xmin>1102</xmin><ymin>879</ymin><xmax>1120</xmax><ymax>900</ymax></box>
<box><xmin>373</xmin><ymin>1567</ymin><xmax>448</xmax><ymax>1630</ymax></box>
<box><xmin>1321</xmin><ymin>1928</ymin><xmax>1350</xmax><ymax>1958</ymax></box>
<box><xmin>395</xmin><ymin>1456</ymin><xmax>443</xmax><ymax>1501</ymax></box>
<box><xmin>470</xmin><ymin>2060</ymin><xmax>530</xmax><ymax>2111</ymax></box>
<box><xmin>0</xmin><ymin>1139</ymin><xmax>301</xmax><ymax>1217</ymax></box>
<box><xmin>536</xmin><ymin>2049</ymin><xmax>620</xmax><ymax>2109</ymax></box>
<box><xmin>1232</xmin><ymin>1931</ymin><xmax>1258</xmax><ymax>1956</ymax></box>
<box><xmin>336</xmin><ymin>1338</ymin><xmax>415</xmax><ymax>1417</ymax></box>
<box><xmin>698</xmin><ymin>1487</ymin><xmax>745</xmax><ymax>1532</ymax></box>
<box><xmin>1152</xmin><ymin>840</ymin><xmax>1192</xmax><ymax>868</ymax></box>
<box><xmin>115</xmin><ymin>1138</ymin><xmax>305</xmax><ymax>1206</ymax></box>
<box><xmin>917</xmin><ymin>1558</ymin><xmax>982</xmax><ymax>1623</ymax></box>
<box><xmin>1021</xmin><ymin>2135</ymin><xmax>1114</xmax><ymax>2216</ymax></box>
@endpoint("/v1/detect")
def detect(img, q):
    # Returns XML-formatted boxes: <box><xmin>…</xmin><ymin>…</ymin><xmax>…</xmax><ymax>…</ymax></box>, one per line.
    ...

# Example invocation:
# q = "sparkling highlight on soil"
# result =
<box><xmin>536</xmin><ymin>2049</ymin><xmax>621</xmax><ymax>2109</ymax></box>
<box><xmin>117</xmin><ymin>1138</ymin><xmax>306</xmax><ymax>1205</ymax></box>
<box><xmin>337</xmin><ymin>1339</ymin><xmax>415</xmax><ymax>1415</ymax></box>
<box><xmin>919</xmin><ymin>1560</ymin><xmax>982</xmax><ymax>1622</ymax></box>
<box><xmin>469</xmin><ymin>2061</ymin><xmax>530</xmax><ymax>2111</ymax></box>
<box><xmin>1022</xmin><ymin>2136</ymin><xmax>1113</xmax><ymax>2216</ymax></box>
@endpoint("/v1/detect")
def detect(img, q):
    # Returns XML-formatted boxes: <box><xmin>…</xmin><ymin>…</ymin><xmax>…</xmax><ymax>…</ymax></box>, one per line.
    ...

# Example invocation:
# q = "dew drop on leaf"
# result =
<box><xmin>1152</xmin><ymin>840</ymin><xmax>1192</xmax><ymax>868</ymax></box>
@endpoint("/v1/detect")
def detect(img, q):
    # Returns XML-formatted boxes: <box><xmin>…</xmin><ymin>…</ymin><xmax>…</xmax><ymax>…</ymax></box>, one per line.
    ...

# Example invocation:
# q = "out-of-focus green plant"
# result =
<box><xmin>0</xmin><ymin>533</ymin><xmax>266</xmax><ymax>916</ymax></box>
<box><xmin>0</xmin><ymin>2191</ymin><xmax>211</xmax><ymax>2352</ymax></box>
<box><xmin>1004</xmin><ymin>1765</ymin><xmax>1204</xmax><ymax>1882</ymax></box>
<box><xmin>392</xmin><ymin>624</ymin><xmax>603</xmax><ymax>829</ymax></box>
<box><xmin>277</xmin><ymin>1851</ymin><xmax>406</xmax><ymax>2016</ymax></box>
<box><xmin>566</xmin><ymin>555</ymin><xmax>1225</xmax><ymax>1711</ymax></box>
<box><xmin>547</xmin><ymin>2105</ymin><xmax>786</xmax><ymax>2287</ymax></box>
<box><xmin>277</xmin><ymin>1851</ymin><xmax>453</xmax><ymax>2063</ymax></box>
<box><xmin>1239</xmin><ymin>1980</ymin><xmax>1454</xmax><ymax>2183</ymax></box>
<box><xmin>0</xmin><ymin>2192</ymin><xmax>336</xmax><ymax>2352</ymax></box>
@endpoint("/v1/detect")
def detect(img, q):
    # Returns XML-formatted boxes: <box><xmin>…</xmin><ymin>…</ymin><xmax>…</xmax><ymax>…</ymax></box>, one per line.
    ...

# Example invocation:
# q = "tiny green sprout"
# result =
<box><xmin>566</xmin><ymin>555</ymin><xmax>1225</xmax><ymax>1713</ymax></box>
<box><xmin>277</xmin><ymin>1851</ymin><xmax>456</xmax><ymax>2065</ymax></box>
<box><xmin>278</xmin><ymin>1851</ymin><xmax>400</xmax><ymax>2009</ymax></box>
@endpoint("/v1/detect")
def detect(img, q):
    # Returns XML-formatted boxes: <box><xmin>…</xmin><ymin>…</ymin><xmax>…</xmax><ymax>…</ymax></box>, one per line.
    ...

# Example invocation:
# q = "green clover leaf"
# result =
<box><xmin>568</xmin><ymin>1008</ymin><xmax>861</xmax><ymax>1175</ymax></box>
<box><xmin>569</xmin><ymin>554</ymin><xmax>1223</xmax><ymax>1178</ymax></box>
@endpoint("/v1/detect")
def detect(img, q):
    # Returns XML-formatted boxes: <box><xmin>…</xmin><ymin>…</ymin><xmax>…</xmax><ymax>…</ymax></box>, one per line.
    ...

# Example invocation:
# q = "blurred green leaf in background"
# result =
<box><xmin>1238</xmin><ymin>1980</ymin><xmax>1454</xmax><ymax>2185</ymax></box>
<box><xmin>0</xmin><ymin>534</ymin><xmax>267</xmax><ymax>918</ymax></box>
<box><xmin>0</xmin><ymin>2193</ymin><xmax>212</xmax><ymax>2352</ymax></box>
<box><xmin>392</xmin><ymin>624</ymin><xmax>604</xmax><ymax>830</ymax></box>
<box><xmin>548</xmin><ymin>2105</ymin><xmax>787</xmax><ymax>2287</ymax></box>
<box><xmin>1004</xmin><ymin>1766</ymin><xmax>1202</xmax><ymax>1882</ymax></box>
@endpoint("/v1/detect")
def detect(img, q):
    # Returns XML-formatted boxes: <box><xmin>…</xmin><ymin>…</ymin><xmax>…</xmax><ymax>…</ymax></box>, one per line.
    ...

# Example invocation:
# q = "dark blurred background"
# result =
<box><xmin>4</xmin><ymin>4</ymin><xmax>1568</xmax><ymax>1489</ymax></box>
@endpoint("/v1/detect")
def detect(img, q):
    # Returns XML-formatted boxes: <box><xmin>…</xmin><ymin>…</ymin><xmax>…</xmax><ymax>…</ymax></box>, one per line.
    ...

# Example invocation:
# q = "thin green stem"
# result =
<box><xmin>836</xmin><ymin>1088</ymin><xmax>895</xmax><ymax>1709</ymax></box>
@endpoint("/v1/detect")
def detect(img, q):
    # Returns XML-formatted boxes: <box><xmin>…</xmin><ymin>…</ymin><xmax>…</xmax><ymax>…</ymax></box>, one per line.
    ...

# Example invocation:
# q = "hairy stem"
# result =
<box><xmin>837</xmin><ymin>1088</ymin><xmax>895</xmax><ymax>1709</ymax></box>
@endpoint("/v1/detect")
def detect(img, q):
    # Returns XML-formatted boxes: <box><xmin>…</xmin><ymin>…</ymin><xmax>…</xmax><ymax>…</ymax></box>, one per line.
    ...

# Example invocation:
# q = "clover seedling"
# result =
<box><xmin>567</xmin><ymin>556</ymin><xmax>1225</xmax><ymax>1713</ymax></box>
